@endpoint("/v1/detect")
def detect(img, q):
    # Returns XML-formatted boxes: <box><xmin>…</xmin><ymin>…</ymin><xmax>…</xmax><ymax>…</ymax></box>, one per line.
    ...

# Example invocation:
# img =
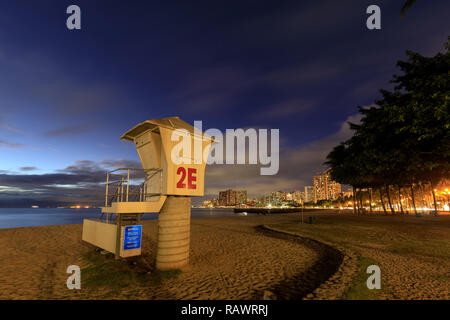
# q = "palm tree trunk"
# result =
<box><xmin>386</xmin><ymin>185</ymin><xmax>395</xmax><ymax>214</ymax></box>
<box><xmin>359</xmin><ymin>189</ymin><xmax>366</xmax><ymax>213</ymax></box>
<box><xmin>379</xmin><ymin>187</ymin><xmax>387</xmax><ymax>214</ymax></box>
<box><xmin>405</xmin><ymin>189</ymin><xmax>410</xmax><ymax>215</ymax></box>
<box><xmin>356</xmin><ymin>188</ymin><xmax>361</xmax><ymax>214</ymax></box>
<box><xmin>358</xmin><ymin>189</ymin><xmax>364</xmax><ymax>214</ymax></box>
<box><xmin>398</xmin><ymin>185</ymin><xmax>405</xmax><ymax>214</ymax></box>
<box><xmin>352</xmin><ymin>185</ymin><xmax>357</xmax><ymax>214</ymax></box>
<box><xmin>420</xmin><ymin>183</ymin><xmax>427</xmax><ymax>209</ymax></box>
<box><xmin>356</xmin><ymin>188</ymin><xmax>360</xmax><ymax>214</ymax></box>
<box><xmin>431</xmin><ymin>182</ymin><xmax>438</xmax><ymax>213</ymax></box>
<box><xmin>410</xmin><ymin>184</ymin><xmax>417</xmax><ymax>215</ymax></box>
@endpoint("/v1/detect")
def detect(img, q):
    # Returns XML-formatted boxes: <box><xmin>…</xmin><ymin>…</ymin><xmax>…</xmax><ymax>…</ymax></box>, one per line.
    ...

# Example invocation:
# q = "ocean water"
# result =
<box><xmin>0</xmin><ymin>207</ymin><xmax>238</xmax><ymax>229</ymax></box>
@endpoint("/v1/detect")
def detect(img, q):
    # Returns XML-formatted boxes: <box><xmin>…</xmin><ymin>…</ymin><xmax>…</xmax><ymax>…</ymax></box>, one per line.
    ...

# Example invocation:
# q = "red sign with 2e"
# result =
<box><xmin>176</xmin><ymin>167</ymin><xmax>197</xmax><ymax>189</ymax></box>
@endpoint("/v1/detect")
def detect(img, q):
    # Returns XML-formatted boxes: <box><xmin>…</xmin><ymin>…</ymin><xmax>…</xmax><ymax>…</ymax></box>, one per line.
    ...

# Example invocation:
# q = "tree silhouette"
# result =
<box><xmin>326</xmin><ymin>37</ymin><xmax>449</xmax><ymax>214</ymax></box>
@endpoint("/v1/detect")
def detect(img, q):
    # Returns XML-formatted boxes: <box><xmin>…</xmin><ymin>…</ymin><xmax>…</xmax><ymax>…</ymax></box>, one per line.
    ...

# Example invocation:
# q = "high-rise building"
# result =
<box><xmin>218</xmin><ymin>189</ymin><xmax>247</xmax><ymax>206</ymax></box>
<box><xmin>304</xmin><ymin>186</ymin><xmax>314</xmax><ymax>203</ymax></box>
<box><xmin>203</xmin><ymin>198</ymin><xmax>219</xmax><ymax>208</ymax></box>
<box><xmin>313</xmin><ymin>170</ymin><xmax>341</xmax><ymax>203</ymax></box>
<box><xmin>292</xmin><ymin>190</ymin><xmax>304</xmax><ymax>203</ymax></box>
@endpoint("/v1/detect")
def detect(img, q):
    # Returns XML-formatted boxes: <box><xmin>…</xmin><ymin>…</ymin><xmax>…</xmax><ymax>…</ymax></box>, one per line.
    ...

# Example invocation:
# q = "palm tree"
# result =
<box><xmin>401</xmin><ymin>0</ymin><xmax>419</xmax><ymax>17</ymax></box>
<box><xmin>326</xmin><ymin>39</ymin><xmax>449</xmax><ymax>217</ymax></box>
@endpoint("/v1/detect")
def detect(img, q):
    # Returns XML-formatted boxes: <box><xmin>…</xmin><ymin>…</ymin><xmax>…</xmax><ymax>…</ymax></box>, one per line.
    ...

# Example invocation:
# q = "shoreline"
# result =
<box><xmin>0</xmin><ymin>208</ymin><xmax>327</xmax><ymax>231</ymax></box>
<box><xmin>1</xmin><ymin>207</ymin><xmax>448</xmax><ymax>230</ymax></box>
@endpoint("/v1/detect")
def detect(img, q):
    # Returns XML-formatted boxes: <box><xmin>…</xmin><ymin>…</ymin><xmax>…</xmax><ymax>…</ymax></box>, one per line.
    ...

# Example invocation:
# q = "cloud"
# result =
<box><xmin>0</xmin><ymin>158</ymin><xmax>142</xmax><ymax>206</ymax></box>
<box><xmin>260</xmin><ymin>63</ymin><xmax>344</xmax><ymax>89</ymax></box>
<box><xmin>256</xmin><ymin>99</ymin><xmax>316</xmax><ymax>120</ymax></box>
<box><xmin>20</xmin><ymin>166</ymin><xmax>38</xmax><ymax>171</ymax></box>
<box><xmin>171</xmin><ymin>60</ymin><xmax>342</xmax><ymax>116</ymax></box>
<box><xmin>0</xmin><ymin>48</ymin><xmax>123</xmax><ymax>117</ymax></box>
<box><xmin>0</xmin><ymin>114</ymin><xmax>360</xmax><ymax>206</ymax></box>
<box><xmin>0</xmin><ymin>139</ymin><xmax>25</xmax><ymax>149</ymax></box>
<box><xmin>202</xmin><ymin>113</ymin><xmax>362</xmax><ymax>197</ymax></box>
<box><xmin>171</xmin><ymin>66</ymin><xmax>252</xmax><ymax>113</ymax></box>
<box><xmin>0</xmin><ymin>172</ymin><xmax>102</xmax><ymax>188</ymax></box>
<box><xmin>233</xmin><ymin>1</ymin><xmax>358</xmax><ymax>46</ymax></box>
<box><xmin>44</xmin><ymin>123</ymin><xmax>98</xmax><ymax>137</ymax></box>
<box><xmin>0</xmin><ymin>119</ymin><xmax>22</xmax><ymax>134</ymax></box>
<box><xmin>98</xmin><ymin>159</ymin><xmax>142</xmax><ymax>169</ymax></box>
<box><xmin>31</xmin><ymin>81</ymin><xmax>121</xmax><ymax>116</ymax></box>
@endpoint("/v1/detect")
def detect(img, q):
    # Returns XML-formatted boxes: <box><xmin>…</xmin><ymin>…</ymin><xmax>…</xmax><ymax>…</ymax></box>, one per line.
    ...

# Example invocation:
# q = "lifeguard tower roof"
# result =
<box><xmin>121</xmin><ymin>116</ymin><xmax>212</xmax><ymax>141</ymax></box>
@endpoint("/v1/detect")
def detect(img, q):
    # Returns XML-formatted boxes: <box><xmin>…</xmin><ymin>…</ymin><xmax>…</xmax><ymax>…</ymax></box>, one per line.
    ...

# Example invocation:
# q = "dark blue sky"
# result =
<box><xmin>0</xmin><ymin>0</ymin><xmax>449</xmax><ymax>205</ymax></box>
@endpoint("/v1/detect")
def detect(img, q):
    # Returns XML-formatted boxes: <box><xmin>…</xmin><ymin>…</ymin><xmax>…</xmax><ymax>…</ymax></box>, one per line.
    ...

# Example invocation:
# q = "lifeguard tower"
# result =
<box><xmin>82</xmin><ymin>117</ymin><xmax>213</xmax><ymax>270</ymax></box>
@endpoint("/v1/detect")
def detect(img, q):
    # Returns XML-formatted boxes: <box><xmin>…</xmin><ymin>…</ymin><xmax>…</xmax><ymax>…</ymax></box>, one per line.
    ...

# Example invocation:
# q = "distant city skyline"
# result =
<box><xmin>204</xmin><ymin>169</ymin><xmax>343</xmax><ymax>207</ymax></box>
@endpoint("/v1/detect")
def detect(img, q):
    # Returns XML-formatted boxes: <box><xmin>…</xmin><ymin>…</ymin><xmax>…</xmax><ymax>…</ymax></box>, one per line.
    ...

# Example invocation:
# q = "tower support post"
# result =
<box><xmin>156</xmin><ymin>196</ymin><xmax>191</xmax><ymax>270</ymax></box>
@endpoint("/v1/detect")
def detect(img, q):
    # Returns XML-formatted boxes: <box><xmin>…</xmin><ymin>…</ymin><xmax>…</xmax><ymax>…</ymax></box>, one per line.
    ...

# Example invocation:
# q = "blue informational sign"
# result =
<box><xmin>123</xmin><ymin>225</ymin><xmax>142</xmax><ymax>250</ymax></box>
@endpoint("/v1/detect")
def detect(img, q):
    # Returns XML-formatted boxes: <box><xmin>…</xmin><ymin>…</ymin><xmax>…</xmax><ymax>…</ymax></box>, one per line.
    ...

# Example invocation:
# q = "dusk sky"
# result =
<box><xmin>0</xmin><ymin>0</ymin><xmax>449</xmax><ymax>206</ymax></box>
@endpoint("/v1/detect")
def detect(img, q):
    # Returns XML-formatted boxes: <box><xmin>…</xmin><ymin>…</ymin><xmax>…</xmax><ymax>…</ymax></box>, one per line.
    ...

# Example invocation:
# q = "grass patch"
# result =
<box><xmin>148</xmin><ymin>269</ymin><xmax>182</xmax><ymax>284</ymax></box>
<box><xmin>269</xmin><ymin>216</ymin><xmax>450</xmax><ymax>259</ymax></box>
<box><xmin>269</xmin><ymin>214</ymin><xmax>450</xmax><ymax>299</ymax></box>
<box><xmin>342</xmin><ymin>256</ymin><xmax>382</xmax><ymax>300</ymax></box>
<box><xmin>81</xmin><ymin>251</ymin><xmax>144</xmax><ymax>291</ymax></box>
<box><xmin>388</xmin><ymin>239</ymin><xmax>450</xmax><ymax>260</ymax></box>
<box><xmin>81</xmin><ymin>250</ymin><xmax>181</xmax><ymax>294</ymax></box>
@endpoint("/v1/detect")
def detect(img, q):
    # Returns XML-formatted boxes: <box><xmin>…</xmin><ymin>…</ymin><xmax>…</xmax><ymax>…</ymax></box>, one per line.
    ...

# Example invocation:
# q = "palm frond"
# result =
<box><xmin>400</xmin><ymin>0</ymin><xmax>418</xmax><ymax>18</ymax></box>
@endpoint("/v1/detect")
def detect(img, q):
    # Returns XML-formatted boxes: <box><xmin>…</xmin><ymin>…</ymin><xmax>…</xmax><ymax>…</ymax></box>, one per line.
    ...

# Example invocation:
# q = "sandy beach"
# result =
<box><xmin>0</xmin><ymin>211</ymin><xmax>448</xmax><ymax>300</ymax></box>
<box><xmin>0</xmin><ymin>213</ymin><xmax>330</xmax><ymax>299</ymax></box>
